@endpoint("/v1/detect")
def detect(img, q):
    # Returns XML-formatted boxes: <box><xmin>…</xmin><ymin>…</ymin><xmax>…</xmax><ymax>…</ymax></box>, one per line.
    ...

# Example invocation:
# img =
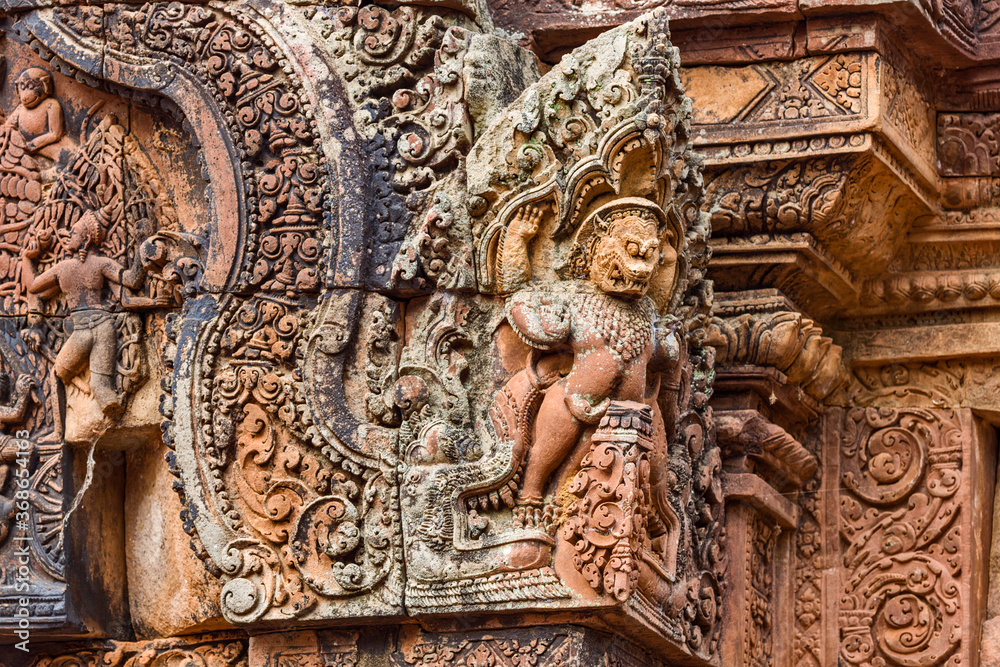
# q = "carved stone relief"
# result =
<box><xmin>681</xmin><ymin>55</ymin><xmax>870</xmax><ymax>129</ymax></box>
<box><xmin>706</xmin><ymin>295</ymin><xmax>829</xmax><ymax>667</ymax></box>
<box><xmin>836</xmin><ymin>408</ymin><xmax>993</xmax><ymax>667</ymax></box>
<box><xmin>707</xmin><ymin>310</ymin><xmax>849</xmax><ymax>403</ymax></box>
<box><xmin>390</xmin><ymin>625</ymin><xmax>674</xmax><ymax>666</ymax></box>
<box><xmin>938</xmin><ymin>112</ymin><xmax>1000</xmax><ymax>176</ymax></box>
<box><xmin>392</xmin><ymin>13</ymin><xmax>722</xmax><ymax>658</ymax></box>
<box><xmin>30</xmin><ymin>2</ymin><xmax>405</xmax><ymax>625</ymax></box>
<box><xmin>11</xmin><ymin>633</ymin><xmax>248</xmax><ymax>667</ymax></box>
<box><xmin>701</xmin><ymin>149</ymin><xmax>930</xmax><ymax>318</ymax></box>
<box><xmin>0</xmin><ymin>0</ymin><xmax>996</xmax><ymax>666</ymax></box>
<box><xmin>0</xmin><ymin>29</ymin><xmax>209</xmax><ymax>635</ymax></box>
<box><xmin>0</xmin><ymin>3</ymin><xmax>725</xmax><ymax>661</ymax></box>
<box><xmin>684</xmin><ymin>49</ymin><xmax>936</xmax><ymax>321</ymax></box>
<box><xmin>0</xmin><ymin>65</ymin><xmax>192</xmax><ymax>446</ymax></box>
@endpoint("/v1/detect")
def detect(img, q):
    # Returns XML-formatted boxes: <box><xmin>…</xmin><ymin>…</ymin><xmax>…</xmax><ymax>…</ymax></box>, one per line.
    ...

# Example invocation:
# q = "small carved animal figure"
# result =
<box><xmin>4</xmin><ymin>68</ymin><xmax>68</xmax><ymax>160</ymax></box>
<box><xmin>499</xmin><ymin>199</ymin><xmax>681</xmax><ymax>504</ymax></box>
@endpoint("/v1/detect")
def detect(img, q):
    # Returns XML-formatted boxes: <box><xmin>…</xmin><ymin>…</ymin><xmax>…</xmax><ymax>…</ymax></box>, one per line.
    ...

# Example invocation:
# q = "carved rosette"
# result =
<box><xmin>839</xmin><ymin>408</ymin><xmax>966</xmax><ymax>667</ymax></box>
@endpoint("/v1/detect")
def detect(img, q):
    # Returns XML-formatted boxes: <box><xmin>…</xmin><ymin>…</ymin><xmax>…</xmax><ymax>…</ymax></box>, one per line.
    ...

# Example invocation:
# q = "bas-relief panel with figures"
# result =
<box><xmin>0</xmin><ymin>1</ymin><xmax>992</xmax><ymax>667</ymax></box>
<box><xmin>0</xmin><ymin>34</ymin><xmax>208</xmax><ymax>633</ymax></box>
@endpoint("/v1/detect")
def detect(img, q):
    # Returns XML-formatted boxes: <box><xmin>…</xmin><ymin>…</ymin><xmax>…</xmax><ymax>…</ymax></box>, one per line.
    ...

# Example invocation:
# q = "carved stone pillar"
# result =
<box><xmin>709</xmin><ymin>310</ymin><xmax>829</xmax><ymax>667</ymax></box>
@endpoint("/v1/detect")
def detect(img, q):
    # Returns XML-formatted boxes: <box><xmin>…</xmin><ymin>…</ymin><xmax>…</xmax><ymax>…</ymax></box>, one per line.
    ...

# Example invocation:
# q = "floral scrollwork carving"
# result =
<box><xmin>26</xmin><ymin>635</ymin><xmax>248</xmax><ymax>667</ymax></box>
<box><xmin>165</xmin><ymin>289</ymin><xmax>402</xmax><ymax>625</ymax></box>
<box><xmin>561</xmin><ymin>402</ymin><xmax>653</xmax><ymax>602</ymax></box>
<box><xmin>24</xmin><ymin>0</ymin><xmax>727</xmax><ymax>653</ymax></box>
<box><xmin>323</xmin><ymin>5</ymin><xmax>480</xmax><ymax>290</ymax></box>
<box><xmin>841</xmin><ymin>411</ymin><xmax>932</xmax><ymax>506</ymax></box>
<box><xmin>839</xmin><ymin>408</ymin><xmax>965</xmax><ymax>667</ymax></box>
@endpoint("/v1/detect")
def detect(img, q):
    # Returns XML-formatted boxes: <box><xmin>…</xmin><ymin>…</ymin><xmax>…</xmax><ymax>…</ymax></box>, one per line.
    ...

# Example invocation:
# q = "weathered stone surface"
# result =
<box><xmin>0</xmin><ymin>29</ymin><xmax>206</xmax><ymax>639</ymax></box>
<box><xmin>0</xmin><ymin>0</ymin><xmax>996</xmax><ymax>665</ymax></box>
<box><xmin>124</xmin><ymin>442</ymin><xmax>228</xmax><ymax>639</ymax></box>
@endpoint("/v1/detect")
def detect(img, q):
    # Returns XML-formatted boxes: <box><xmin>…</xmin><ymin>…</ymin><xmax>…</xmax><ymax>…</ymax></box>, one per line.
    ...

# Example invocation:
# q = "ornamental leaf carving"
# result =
<box><xmin>839</xmin><ymin>408</ymin><xmax>965</xmax><ymax>667</ymax></box>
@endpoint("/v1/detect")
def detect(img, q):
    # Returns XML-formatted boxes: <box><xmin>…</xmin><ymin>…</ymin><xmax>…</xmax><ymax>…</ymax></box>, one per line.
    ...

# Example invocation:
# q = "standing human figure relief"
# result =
<box><xmin>497</xmin><ymin>197</ymin><xmax>683</xmax><ymax>507</ymax></box>
<box><xmin>20</xmin><ymin>208</ymin><xmax>168</xmax><ymax>425</ymax></box>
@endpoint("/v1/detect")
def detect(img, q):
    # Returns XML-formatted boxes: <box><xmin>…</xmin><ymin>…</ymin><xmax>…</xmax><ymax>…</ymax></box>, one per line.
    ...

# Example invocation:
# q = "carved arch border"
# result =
<box><xmin>9</xmin><ymin>3</ymin><xmax>392</xmax><ymax>626</ymax></box>
<box><xmin>16</xmin><ymin>3</ymin><xmax>369</xmax><ymax>290</ymax></box>
<box><xmin>18</xmin><ymin>9</ymin><xmax>243</xmax><ymax>289</ymax></box>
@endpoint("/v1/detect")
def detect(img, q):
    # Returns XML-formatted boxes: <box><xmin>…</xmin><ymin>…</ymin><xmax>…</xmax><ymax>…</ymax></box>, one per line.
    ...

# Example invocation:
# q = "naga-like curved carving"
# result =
<box><xmin>394</xmin><ymin>11</ymin><xmax>723</xmax><ymax>660</ymax></box>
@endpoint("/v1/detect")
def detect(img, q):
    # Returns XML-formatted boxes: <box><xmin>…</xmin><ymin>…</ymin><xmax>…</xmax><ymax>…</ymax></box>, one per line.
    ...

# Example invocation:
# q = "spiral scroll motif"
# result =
<box><xmin>839</xmin><ymin>409</ymin><xmax>965</xmax><ymax>667</ymax></box>
<box><xmin>841</xmin><ymin>418</ymin><xmax>929</xmax><ymax>505</ymax></box>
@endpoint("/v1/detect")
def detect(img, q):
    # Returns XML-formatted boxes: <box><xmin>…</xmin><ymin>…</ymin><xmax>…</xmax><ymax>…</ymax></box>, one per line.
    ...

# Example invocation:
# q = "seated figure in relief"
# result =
<box><xmin>498</xmin><ymin>198</ymin><xmax>682</xmax><ymax>506</ymax></box>
<box><xmin>4</xmin><ymin>67</ymin><xmax>70</xmax><ymax>161</ymax></box>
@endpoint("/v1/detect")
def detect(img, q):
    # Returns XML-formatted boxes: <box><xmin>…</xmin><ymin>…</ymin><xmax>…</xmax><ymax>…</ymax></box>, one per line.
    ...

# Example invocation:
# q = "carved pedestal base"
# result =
<box><xmin>247</xmin><ymin>625</ymin><xmax>680</xmax><ymax>667</ymax></box>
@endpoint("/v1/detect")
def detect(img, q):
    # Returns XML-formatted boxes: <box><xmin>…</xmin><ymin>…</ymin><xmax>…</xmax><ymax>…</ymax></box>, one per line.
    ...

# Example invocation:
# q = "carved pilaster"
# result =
<box><xmin>834</xmin><ymin>408</ymin><xmax>995</xmax><ymax>667</ymax></box>
<box><xmin>708</xmin><ymin>296</ymin><xmax>843</xmax><ymax>667</ymax></box>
